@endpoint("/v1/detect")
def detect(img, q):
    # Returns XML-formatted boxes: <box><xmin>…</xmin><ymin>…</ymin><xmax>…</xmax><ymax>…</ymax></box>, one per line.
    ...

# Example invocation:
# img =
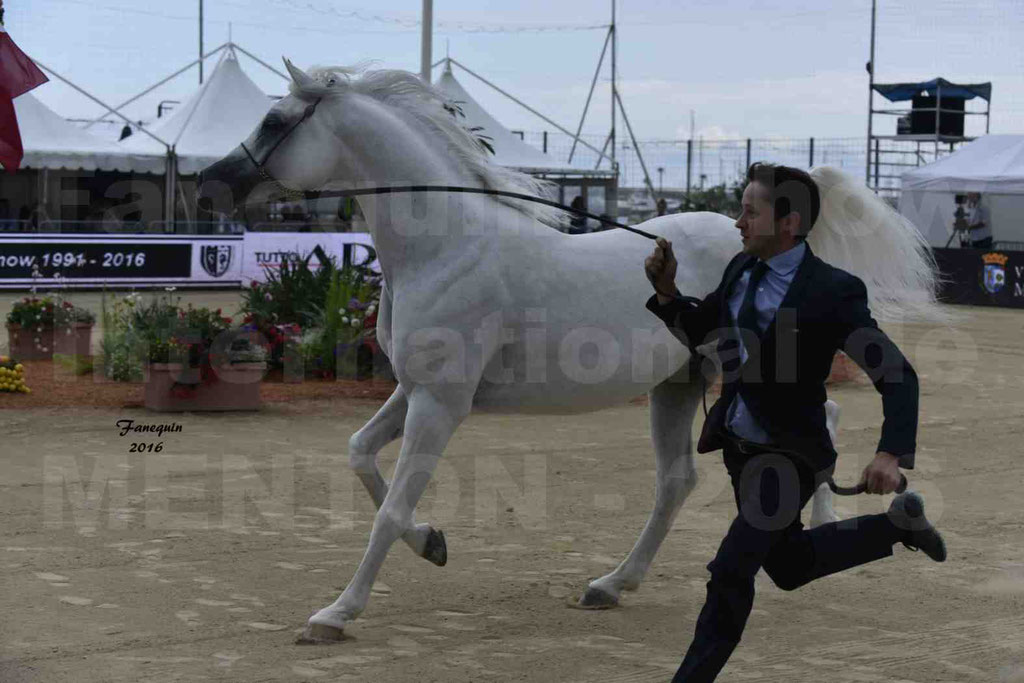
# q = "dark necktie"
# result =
<box><xmin>720</xmin><ymin>260</ymin><xmax>769</xmax><ymax>377</ymax></box>
<box><xmin>737</xmin><ymin>261</ymin><xmax>770</xmax><ymax>336</ymax></box>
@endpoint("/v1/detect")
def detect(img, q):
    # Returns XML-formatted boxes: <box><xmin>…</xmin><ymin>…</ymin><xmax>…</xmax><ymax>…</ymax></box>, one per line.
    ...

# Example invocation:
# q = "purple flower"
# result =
<box><xmin>347</xmin><ymin>298</ymin><xmax>367</xmax><ymax>311</ymax></box>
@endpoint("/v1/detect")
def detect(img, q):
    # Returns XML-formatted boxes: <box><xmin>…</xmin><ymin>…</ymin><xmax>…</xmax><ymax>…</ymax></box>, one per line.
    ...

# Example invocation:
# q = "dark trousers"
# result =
<box><xmin>671</xmin><ymin>445</ymin><xmax>903</xmax><ymax>682</ymax></box>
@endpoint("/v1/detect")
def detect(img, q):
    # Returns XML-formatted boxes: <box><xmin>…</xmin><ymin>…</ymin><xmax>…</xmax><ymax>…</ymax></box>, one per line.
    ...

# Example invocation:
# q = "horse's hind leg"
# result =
<box><xmin>809</xmin><ymin>399</ymin><xmax>841</xmax><ymax>528</ymax></box>
<box><xmin>303</xmin><ymin>387</ymin><xmax>470</xmax><ymax>641</ymax></box>
<box><xmin>579</xmin><ymin>365</ymin><xmax>703</xmax><ymax>609</ymax></box>
<box><xmin>349</xmin><ymin>386</ymin><xmax>445</xmax><ymax>564</ymax></box>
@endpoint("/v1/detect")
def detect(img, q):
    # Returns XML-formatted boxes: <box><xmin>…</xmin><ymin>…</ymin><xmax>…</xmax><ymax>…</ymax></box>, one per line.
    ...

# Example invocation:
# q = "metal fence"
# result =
<box><xmin>514</xmin><ymin>131</ymin><xmax>868</xmax><ymax>191</ymax></box>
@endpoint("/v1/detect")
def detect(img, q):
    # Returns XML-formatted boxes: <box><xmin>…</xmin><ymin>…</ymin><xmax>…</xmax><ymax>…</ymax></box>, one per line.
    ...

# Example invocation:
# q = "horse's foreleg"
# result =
<box><xmin>809</xmin><ymin>399</ymin><xmax>841</xmax><ymax>527</ymax></box>
<box><xmin>579</xmin><ymin>370</ymin><xmax>703</xmax><ymax>609</ymax></box>
<box><xmin>303</xmin><ymin>388</ymin><xmax>470</xmax><ymax>641</ymax></box>
<box><xmin>349</xmin><ymin>386</ymin><xmax>443</xmax><ymax>562</ymax></box>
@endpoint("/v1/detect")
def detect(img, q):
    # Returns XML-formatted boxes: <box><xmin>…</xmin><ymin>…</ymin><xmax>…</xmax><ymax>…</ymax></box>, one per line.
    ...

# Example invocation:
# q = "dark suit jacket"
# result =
<box><xmin>646</xmin><ymin>244</ymin><xmax>918</xmax><ymax>473</ymax></box>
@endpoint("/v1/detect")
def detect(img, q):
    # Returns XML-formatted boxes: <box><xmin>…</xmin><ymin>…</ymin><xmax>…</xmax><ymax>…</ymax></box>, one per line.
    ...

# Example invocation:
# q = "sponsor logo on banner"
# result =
<box><xmin>241</xmin><ymin>233</ymin><xmax>377</xmax><ymax>284</ymax></box>
<box><xmin>200</xmin><ymin>244</ymin><xmax>234</xmax><ymax>278</ymax></box>
<box><xmin>980</xmin><ymin>252</ymin><xmax>1008</xmax><ymax>294</ymax></box>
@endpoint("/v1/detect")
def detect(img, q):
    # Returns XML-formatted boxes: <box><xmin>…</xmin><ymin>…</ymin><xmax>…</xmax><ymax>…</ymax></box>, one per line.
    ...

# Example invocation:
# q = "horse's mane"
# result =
<box><xmin>290</xmin><ymin>65</ymin><xmax>566</xmax><ymax>228</ymax></box>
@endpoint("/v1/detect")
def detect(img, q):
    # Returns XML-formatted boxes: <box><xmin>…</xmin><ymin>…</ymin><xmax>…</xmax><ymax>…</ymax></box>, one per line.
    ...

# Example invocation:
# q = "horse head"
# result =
<box><xmin>196</xmin><ymin>59</ymin><xmax>362</xmax><ymax>217</ymax></box>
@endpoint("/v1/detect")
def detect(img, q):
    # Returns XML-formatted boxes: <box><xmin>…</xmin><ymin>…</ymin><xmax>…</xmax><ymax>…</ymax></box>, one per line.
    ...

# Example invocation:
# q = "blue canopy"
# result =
<box><xmin>873</xmin><ymin>78</ymin><xmax>991</xmax><ymax>102</ymax></box>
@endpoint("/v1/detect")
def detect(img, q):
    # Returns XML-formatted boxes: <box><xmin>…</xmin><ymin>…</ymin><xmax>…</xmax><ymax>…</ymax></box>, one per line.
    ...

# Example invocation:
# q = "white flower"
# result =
<box><xmin>341</xmin><ymin>316</ymin><xmax>349</xmax><ymax>324</ymax></box>
<box><xmin>366</xmin><ymin>304</ymin><xmax>376</xmax><ymax>315</ymax></box>
<box><xmin>350</xmin><ymin>318</ymin><xmax>360</xmax><ymax>328</ymax></box>
<box><xmin>338</xmin><ymin>308</ymin><xmax>345</xmax><ymax>315</ymax></box>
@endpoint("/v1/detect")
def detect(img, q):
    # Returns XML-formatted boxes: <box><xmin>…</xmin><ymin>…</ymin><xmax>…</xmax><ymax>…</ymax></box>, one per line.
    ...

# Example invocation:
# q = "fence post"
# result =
<box><xmin>809</xmin><ymin>137</ymin><xmax>815</xmax><ymax>168</ymax></box>
<box><xmin>745</xmin><ymin>138</ymin><xmax>751</xmax><ymax>170</ymax></box>
<box><xmin>543</xmin><ymin>131</ymin><xmax>548</xmax><ymax>154</ymax></box>
<box><xmin>686</xmin><ymin>139</ymin><xmax>692</xmax><ymax>198</ymax></box>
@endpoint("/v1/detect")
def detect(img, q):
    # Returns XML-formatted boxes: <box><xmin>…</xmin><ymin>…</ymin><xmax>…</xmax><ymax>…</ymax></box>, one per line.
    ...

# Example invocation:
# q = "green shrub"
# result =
<box><xmin>239</xmin><ymin>248</ymin><xmax>381</xmax><ymax>377</ymax></box>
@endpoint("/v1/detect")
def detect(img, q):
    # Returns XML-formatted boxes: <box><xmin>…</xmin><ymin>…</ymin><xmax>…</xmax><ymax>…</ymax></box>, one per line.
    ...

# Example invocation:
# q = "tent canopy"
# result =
<box><xmin>900</xmin><ymin>135</ymin><xmax>1024</xmax><ymax>194</ymax></box>
<box><xmin>433</xmin><ymin>64</ymin><xmax>611</xmax><ymax>177</ymax></box>
<box><xmin>120</xmin><ymin>49</ymin><xmax>276</xmax><ymax>174</ymax></box>
<box><xmin>873</xmin><ymin>78</ymin><xmax>991</xmax><ymax>102</ymax></box>
<box><xmin>14</xmin><ymin>91</ymin><xmax>165</xmax><ymax>173</ymax></box>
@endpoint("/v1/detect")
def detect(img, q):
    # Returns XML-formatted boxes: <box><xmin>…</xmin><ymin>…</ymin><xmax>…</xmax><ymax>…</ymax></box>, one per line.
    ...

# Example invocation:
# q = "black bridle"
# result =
<box><xmin>236</xmin><ymin>101</ymin><xmax>911</xmax><ymax>498</ymax></box>
<box><xmin>238</xmin><ymin>97</ymin><xmax>660</xmax><ymax>240</ymax></box>
<box><xmin>240</xmin><ymin>98</ymin><xmax>323</xmax><ymax>195</ymax></box>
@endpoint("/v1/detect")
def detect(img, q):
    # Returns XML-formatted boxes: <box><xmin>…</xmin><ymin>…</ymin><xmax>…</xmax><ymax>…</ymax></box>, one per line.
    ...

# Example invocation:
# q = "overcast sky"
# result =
<box><xmin>9</xmin><ymin>0</ymin><xmax>1024</xmax><ymax>141</ymax></box>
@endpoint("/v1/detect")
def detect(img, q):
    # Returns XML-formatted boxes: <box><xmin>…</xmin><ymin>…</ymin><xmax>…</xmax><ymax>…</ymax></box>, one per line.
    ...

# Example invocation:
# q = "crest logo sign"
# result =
<box><xmin>981</xmin><ymin>252</ymin><xmax>1008</xmax><ymax>294</ymax></box>
<box><xmin>201</xmin><ymin>244</ymin><xmax>233</xmax><ymax>278</ymax></box>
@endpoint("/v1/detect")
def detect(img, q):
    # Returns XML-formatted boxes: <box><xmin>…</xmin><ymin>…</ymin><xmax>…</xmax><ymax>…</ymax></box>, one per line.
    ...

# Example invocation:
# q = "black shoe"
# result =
<box><xmin>888</xmin><ymin>492</ymin><xmax>946</xmax><ymax>562</ymax></box>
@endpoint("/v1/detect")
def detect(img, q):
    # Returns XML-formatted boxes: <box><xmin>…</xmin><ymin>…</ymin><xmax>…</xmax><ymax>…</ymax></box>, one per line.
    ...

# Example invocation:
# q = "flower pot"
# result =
<box><xmin>144</xmin><ymin>362</ymin><xmax>266</xmax><ymax>412</ymax></box>
<box><xmin>5</xmin><ymin>322</ymin><xmax>93</xmax><ymax>361</ymax></box>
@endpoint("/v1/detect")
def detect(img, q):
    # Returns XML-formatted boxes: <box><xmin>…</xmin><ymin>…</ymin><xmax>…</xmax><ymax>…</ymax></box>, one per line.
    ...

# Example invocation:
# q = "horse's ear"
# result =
<box><xmin>283</xmin><ymin>57</ymin><xmax>314</xmax><ymax>89</ymax></box>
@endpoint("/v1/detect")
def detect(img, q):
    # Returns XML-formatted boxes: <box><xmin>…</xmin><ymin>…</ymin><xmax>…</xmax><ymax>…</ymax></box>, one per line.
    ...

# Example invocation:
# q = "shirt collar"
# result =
<box><xmin>760</xmin><ymin>241</ymin><xmax>806</xmax><ymax>276</ymax></box>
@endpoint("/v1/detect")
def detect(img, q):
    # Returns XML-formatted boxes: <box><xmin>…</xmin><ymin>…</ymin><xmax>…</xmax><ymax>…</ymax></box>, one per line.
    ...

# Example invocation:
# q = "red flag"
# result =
<box><xmin>0</xmin><ymin>20</ymin><xmax>49</xmax><ymax>172</ymax></box>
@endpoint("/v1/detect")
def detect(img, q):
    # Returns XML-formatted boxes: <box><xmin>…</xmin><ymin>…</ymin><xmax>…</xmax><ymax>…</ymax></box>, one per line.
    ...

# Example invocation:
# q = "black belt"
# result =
<box><xmin>723</xmin><ymin>430</ymin><xmax>781</xmax><ymax>456</ymax></box>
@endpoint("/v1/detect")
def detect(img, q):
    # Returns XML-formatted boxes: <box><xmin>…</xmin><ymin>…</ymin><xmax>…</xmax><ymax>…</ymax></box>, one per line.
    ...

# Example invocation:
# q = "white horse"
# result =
<box><xmin>197</xmin><ymin>60</ymin><xmax>943</xmax><ymax>642</ymax></box>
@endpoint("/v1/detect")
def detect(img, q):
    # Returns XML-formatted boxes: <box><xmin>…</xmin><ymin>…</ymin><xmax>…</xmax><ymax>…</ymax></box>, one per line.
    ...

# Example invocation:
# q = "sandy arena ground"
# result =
<box><xmin>2</xmin><ymin>301</ymin><xmax>1024</xmax><ymax>682</ymax></box>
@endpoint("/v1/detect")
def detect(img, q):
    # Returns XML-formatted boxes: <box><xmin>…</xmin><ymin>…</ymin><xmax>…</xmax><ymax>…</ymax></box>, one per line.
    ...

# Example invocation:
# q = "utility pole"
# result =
<box><xmin>865</xmin><ymin>0</ymin><xmax>876</xmax><ymax>187</ymax></box>
<box><xmin>610</xmin><ymin>0</ymin><xmax>616</xmax><ymax>174</ymax></box>
<box><xmin>199</xmin><ymin>0</ymin><xmax>204</xmax><ymax>84</ymax></box>
<box><xmin>420</xmin><ymin>0</ymin><xmax>433</xmax><ymax>83</ymax></box>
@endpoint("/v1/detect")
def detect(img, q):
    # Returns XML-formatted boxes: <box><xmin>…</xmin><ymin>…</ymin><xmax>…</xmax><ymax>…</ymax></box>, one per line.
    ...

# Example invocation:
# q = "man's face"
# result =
<box><xmin>735</xmin><ymin>181</ymin><xmax>781</xmax><ymax>258</ymax></box>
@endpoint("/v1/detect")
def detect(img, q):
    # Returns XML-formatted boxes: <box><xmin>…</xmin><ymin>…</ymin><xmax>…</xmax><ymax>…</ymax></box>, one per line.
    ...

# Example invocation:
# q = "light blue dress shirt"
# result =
<box><xmin>725</xmin><ymin>241</ymin><xmax>807</xmax><ymax>444</ymax></box>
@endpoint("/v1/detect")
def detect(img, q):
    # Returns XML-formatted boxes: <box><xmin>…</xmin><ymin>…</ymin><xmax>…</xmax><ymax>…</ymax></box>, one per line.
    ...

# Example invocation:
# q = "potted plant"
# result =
<box><xmin>5</xmin><ymin>296</ymin><xmax>95</xmax><ymax>361</ymax></box>
<box><xmin>146</xmin><ymin>300</ymin><xmax>266</xmax><ymax>412</ymax></box>
<box><xmin>240</xmin><ymin>249</ymin><xmax>386</xmax><ymax>380</ymax></box>
<box><xmin>101</xmin><ymin>291</ymin><xmax>267</xmax><ymax>411</ymax></box>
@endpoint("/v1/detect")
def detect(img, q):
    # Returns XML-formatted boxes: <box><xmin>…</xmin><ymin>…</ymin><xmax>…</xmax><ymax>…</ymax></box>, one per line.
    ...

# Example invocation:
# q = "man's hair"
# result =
<box><xmin>745</xmin><ymin>162</ymin><xmax>821</xmax><ymax>238</ymax></box>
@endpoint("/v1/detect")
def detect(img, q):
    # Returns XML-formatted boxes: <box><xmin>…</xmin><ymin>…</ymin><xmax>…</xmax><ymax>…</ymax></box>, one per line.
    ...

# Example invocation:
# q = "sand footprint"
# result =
<box><xmin>176</xmin><ymin>610</ymin><xmax>201</xmax><ymax>624</ymax></box>
<box><xmin>59</xmin><ymin>596</ymin><xmax>93</xmax><ymax>606</ymax></box>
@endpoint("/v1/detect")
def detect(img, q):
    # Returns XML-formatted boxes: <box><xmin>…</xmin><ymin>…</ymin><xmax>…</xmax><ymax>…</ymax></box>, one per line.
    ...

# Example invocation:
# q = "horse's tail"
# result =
<box><xmin>808</xmin><ymin>166</ymin><xmax>948</xmax><ymax>324</ymax></box>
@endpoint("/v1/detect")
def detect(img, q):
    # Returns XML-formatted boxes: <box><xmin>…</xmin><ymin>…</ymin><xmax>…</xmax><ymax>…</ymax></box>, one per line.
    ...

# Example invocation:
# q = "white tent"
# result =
<box><xmin>15</xmin><ymin>91</ymin><xmax>165</xmax><ymax>173</ymax></box>
<box><xmin>899</xmin><ymin>135</ymin><xmax>1024</xmax><ymax>246</ymax></box>
<box><xmin>120</xmin><ymin>49</ymin><xmax>275</xmax><ymax>174</ymax></box>
<box><xmin>434</xmin><ymin>64</ymin><xmax>601</xmax><ymax>176</ymax></box>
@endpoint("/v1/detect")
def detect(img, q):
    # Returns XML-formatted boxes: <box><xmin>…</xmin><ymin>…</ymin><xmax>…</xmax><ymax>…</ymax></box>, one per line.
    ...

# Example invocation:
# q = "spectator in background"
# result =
<box><xmin>966</xmin><ymin>192</ymin><xmax>992</xmax><ymax>249</ymax></box>
<box><xmin>29</xmin><ymin>203</ymin><xmax>47</xmax><ymax>232</ymax></box>
<box><xmin>0</xmin><ymin>199</ymin><xmax>11</xmax><ymax>231</ymax></box>
<box><xmin>569</xmin><ymin>194</ymin><xmax>585</xmax><ymax>235</ymax></box>
<box><xmin>657</xmin><ymin>197</ymin><xmax>668</xmax><ymax>216</ymax></box>
<box><xmin>568</xmin><ymin>195</ymin><xmax>587</xmax><ymax>234</ymax></box>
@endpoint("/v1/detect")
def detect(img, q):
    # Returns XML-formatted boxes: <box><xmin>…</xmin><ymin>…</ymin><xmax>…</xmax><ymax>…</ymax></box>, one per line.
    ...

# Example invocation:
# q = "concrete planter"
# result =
<box><xmin>5</xmin><ymin>322</ymin><xmax>93</xmax><ymax>361</ymax></box>
<box><xmin>144</xmin><ymin>362</ymin><xmax>266</xmax><ymax>412</ymax></box>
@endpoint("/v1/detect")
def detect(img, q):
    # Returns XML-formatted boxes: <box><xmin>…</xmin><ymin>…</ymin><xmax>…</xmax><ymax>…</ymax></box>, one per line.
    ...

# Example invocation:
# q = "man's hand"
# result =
<box><xmin>645</xmin><ymin>237</ymin><xmax>678</xmax><ymax>304</ymax></box>
<box><xmin>859</xmin><ymin>452</ymin><xmax>902</xmax><ymax>494</ymax></box>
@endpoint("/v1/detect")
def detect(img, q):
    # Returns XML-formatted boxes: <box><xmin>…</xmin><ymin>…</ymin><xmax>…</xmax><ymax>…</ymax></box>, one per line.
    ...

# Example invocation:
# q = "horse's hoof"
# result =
<box><xmin>422</xmin><ymin>528</ymin><xmax>447</xmax><ymax>567</ymax></box>
<box><xmin>295</xmin><ymin>622</ymin><xmax>350</xmax><ymax>645</ymax></box>
<box><xmin>575</xmin><ymin>587</ymin><xmax>619</xmax><ymax>610</ymax></box>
